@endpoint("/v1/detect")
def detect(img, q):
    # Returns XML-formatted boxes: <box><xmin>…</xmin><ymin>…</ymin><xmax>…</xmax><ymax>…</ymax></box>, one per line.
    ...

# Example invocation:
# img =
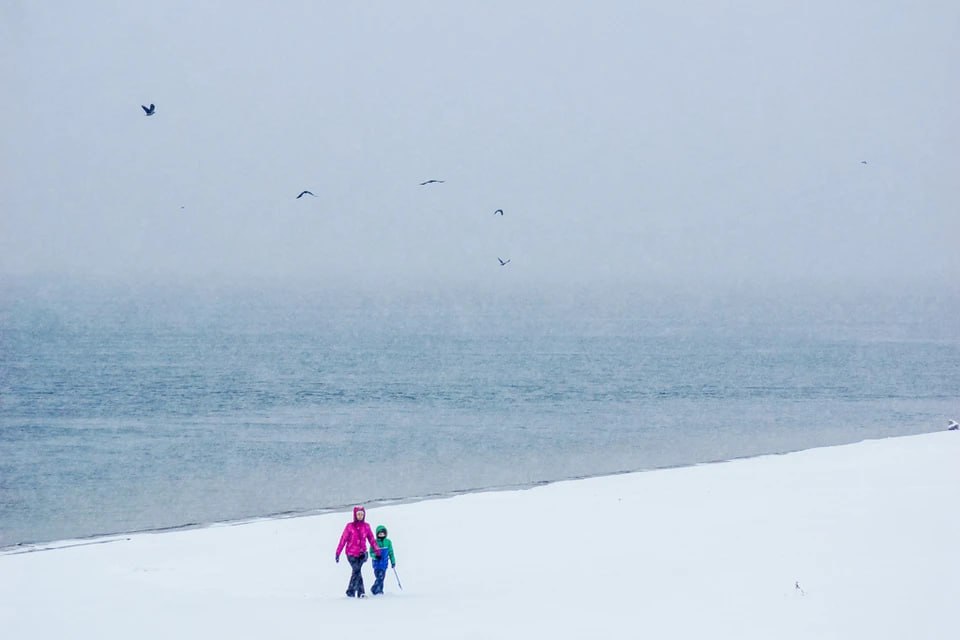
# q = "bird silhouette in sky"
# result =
<box><xmin>498</xmin><ymin>257</ymin><xmax>511</xmax><ymax>266</ymax></box>
<box><xmin>296</xmin><ymin>190</ymin><xmax>316</xmax><ymax>199</ymax></box>
<box><xmin>419</xmin><ymin>179</ymin><xmax>444</xmax><ymax>186</ymax></box>
<box><xmin>141</xmin><ymin>104</ymin><xmax>156</xmax><ymax>116</ymax></box>
<box><xmin>494</xmin><ymin>209</ymin><xmax>504</xmax><ymax>216</ymax></box>
<box><xmin>860</xmin><ymin>160</ymin><xmax>868</xmax><ymax>165</ymax></box>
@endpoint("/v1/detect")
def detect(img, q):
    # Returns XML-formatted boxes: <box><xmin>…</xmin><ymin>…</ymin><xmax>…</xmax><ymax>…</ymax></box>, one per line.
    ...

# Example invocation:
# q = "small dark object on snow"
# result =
<box><xmin>948</xmin><ymin>420</ymin><xmax>959</xmax><ymax>431</ymax></box>
<box><xmin>498</xmin><ymin>257</ymin><xmax>510</xmax><ymax>266</ymax></box>
<box><xmin>494</xmin><ymin>209</ymin><xmax>504</xmax><ymax>215</ymax></box>
<box><xmin>142</xmin><ymin>104</ymin><xmax>156</xmax><ymax>116</ymax></box>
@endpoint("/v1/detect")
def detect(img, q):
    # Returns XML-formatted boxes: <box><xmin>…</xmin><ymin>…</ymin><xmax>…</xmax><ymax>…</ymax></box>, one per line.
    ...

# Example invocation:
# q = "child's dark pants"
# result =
<box><xmin>372</xmin><ymin>566</ymin><xmax>387</xmax><ymax>594</ymax></box>
<box><xmin>345</xmin><ymin>553</ymin><xmax>367</xmax><ymax>596</ymax></box>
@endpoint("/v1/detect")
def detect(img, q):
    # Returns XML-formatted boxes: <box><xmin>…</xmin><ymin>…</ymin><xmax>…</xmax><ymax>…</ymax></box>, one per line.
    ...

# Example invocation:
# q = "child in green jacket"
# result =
<box><xmin>369</xmin><ymin>524</ymin><xmax>396</xmax><ymax>595</ymax></box>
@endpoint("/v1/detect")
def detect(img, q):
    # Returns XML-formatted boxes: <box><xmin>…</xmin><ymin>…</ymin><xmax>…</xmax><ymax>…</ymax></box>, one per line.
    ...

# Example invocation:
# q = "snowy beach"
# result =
<box><xmin>2</xmin><ymin>431</ymin><xmax>957</xmax><ymax>639</ymax></box>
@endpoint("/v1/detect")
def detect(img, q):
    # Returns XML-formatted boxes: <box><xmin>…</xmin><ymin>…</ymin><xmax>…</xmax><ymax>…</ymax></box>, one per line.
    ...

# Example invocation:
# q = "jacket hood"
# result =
<box><xmin>375</xmin><ymin>525</ymin><xmax>388</xmax><ymax>536</ymax></box>
<box><xmin>352</xmin><ymin>505</ymin><xmax>366</xmax><ymax>522</ymax></box>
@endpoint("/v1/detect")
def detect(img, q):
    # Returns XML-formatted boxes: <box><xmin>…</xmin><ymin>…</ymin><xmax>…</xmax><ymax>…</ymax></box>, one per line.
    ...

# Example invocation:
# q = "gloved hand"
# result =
<box><xmin>391</xmin><ymin>563</ymin><xmax>396</xmax><ymax>569</ymax></box>
<box><xmin>375</xmin><ymin>552</ymin><xmax>382</xmax><ymax>560</ymax></box>
<box><xmin>335</xmin><ymin>555</ymin><xmax>340</xmax><ymax>563</ymax></box>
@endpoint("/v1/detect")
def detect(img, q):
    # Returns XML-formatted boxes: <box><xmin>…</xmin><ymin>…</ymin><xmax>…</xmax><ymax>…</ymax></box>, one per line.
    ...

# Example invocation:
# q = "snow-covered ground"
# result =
<box><xmin>2</xmin><ymin>432</ymin><xmax>958</xmax><ymax>639</ymax></box>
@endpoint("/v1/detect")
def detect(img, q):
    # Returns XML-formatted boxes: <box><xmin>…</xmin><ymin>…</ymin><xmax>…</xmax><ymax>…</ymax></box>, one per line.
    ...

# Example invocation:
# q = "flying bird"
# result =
<box><xmin>141</xmin><ymin>104</ymin><xmax>156</xmax><ymax>116</ymax></box>
<box><xmin>949</xmin><ymin>420</ymin><xmax>959</xmax><ymax>431</ymax></box>
<box><xmin>498</xmin><ymin>257</ymin><xmax>510</xmax><ymax>266</ymax></box>
<box><xmin>419</xmin><ymin>179</ymin><xmax>445</xmax><ymax>186</ymax></box>
<box><xmin>296</xmin><ymin>190</ymin><xmax>316</xmax><ymax>199</ymax></box>
<box><xmin>494</xmin><ymin>209</ymin><xmax>504</xmax><ymax>216</ymax></box>
<box><xmin>860</xmin><ymin>160</ymin><xmax>868</xmax><ymax>165</ymax></box>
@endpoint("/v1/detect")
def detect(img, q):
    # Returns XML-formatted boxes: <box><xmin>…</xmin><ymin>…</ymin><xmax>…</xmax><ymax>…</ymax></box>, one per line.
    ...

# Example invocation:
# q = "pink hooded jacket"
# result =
<box><xmin>336</xmin><ymin>505</ymin><xmax>380</xmax><ymax>559</ymax></box>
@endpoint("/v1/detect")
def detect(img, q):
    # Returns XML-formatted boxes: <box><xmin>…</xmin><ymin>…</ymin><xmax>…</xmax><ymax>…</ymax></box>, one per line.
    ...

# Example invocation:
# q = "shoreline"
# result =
<box><xmin>3</xmin><ymin>430</ymin><xmax>939</xmax><ymax>555</ymax></box>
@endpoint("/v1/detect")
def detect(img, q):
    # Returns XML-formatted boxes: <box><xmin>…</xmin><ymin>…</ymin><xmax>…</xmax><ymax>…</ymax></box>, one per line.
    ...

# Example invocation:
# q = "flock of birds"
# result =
<box><xmin>141</xmin><ymin>103</ymin><xmax>512</xmax><ymax>268</ymax></box>
<box><xmin>141</xmin><ymin>100</ymin><xmax>881</xmax><ymax>271</ymax></box>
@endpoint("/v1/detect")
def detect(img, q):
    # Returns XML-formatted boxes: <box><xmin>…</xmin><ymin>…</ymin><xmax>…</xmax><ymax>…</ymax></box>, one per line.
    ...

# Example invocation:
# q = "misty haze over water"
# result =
<box><xmin>1</xmin><ymin>279</ymin><xmax>958</xmax><ymax>546</ymax></box>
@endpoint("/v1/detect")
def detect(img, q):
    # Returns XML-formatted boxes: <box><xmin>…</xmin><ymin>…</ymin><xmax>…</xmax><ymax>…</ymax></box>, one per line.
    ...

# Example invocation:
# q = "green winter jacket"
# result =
<box><xmin>369</xmin><ymin>525</ymin><xmax>396</xmax><ymax>568</ymax></box>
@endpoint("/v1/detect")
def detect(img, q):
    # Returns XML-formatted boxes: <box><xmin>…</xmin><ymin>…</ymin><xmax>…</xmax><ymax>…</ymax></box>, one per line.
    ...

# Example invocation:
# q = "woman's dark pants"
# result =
<box><xmin>345</xmin><ymin>553</ymin><xmax>367</xmax><ymax>597</ymax></box>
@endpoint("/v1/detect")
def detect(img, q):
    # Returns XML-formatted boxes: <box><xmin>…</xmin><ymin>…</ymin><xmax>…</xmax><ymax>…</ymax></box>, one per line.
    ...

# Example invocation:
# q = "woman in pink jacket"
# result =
<box><xmin>335</xmin><ymin>505</ymin><xmax>380</xmax><ymax>597</ymax></box>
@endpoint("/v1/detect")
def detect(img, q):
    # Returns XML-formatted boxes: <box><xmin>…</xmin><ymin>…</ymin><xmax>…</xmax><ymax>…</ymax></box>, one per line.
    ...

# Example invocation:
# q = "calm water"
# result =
<box><xmin>1</xmin><ymin>280</ymin><xmax>958</xmax><ymax>547</ymax></box>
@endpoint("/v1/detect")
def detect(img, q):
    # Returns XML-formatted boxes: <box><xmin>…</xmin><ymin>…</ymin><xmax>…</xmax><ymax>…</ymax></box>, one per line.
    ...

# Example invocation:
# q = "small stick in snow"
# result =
<box><xmin>795</xmin><ymin>581</ymin><xmax>806</xmax><ymax>596</ymax></box>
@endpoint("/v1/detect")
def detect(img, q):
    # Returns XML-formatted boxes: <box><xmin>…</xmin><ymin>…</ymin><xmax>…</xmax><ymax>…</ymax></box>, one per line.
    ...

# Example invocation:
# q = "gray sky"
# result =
<box><xmin>2</xmin><ymin>1</ymin><xmax>958</xmax><ymax>290</ymax></box>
